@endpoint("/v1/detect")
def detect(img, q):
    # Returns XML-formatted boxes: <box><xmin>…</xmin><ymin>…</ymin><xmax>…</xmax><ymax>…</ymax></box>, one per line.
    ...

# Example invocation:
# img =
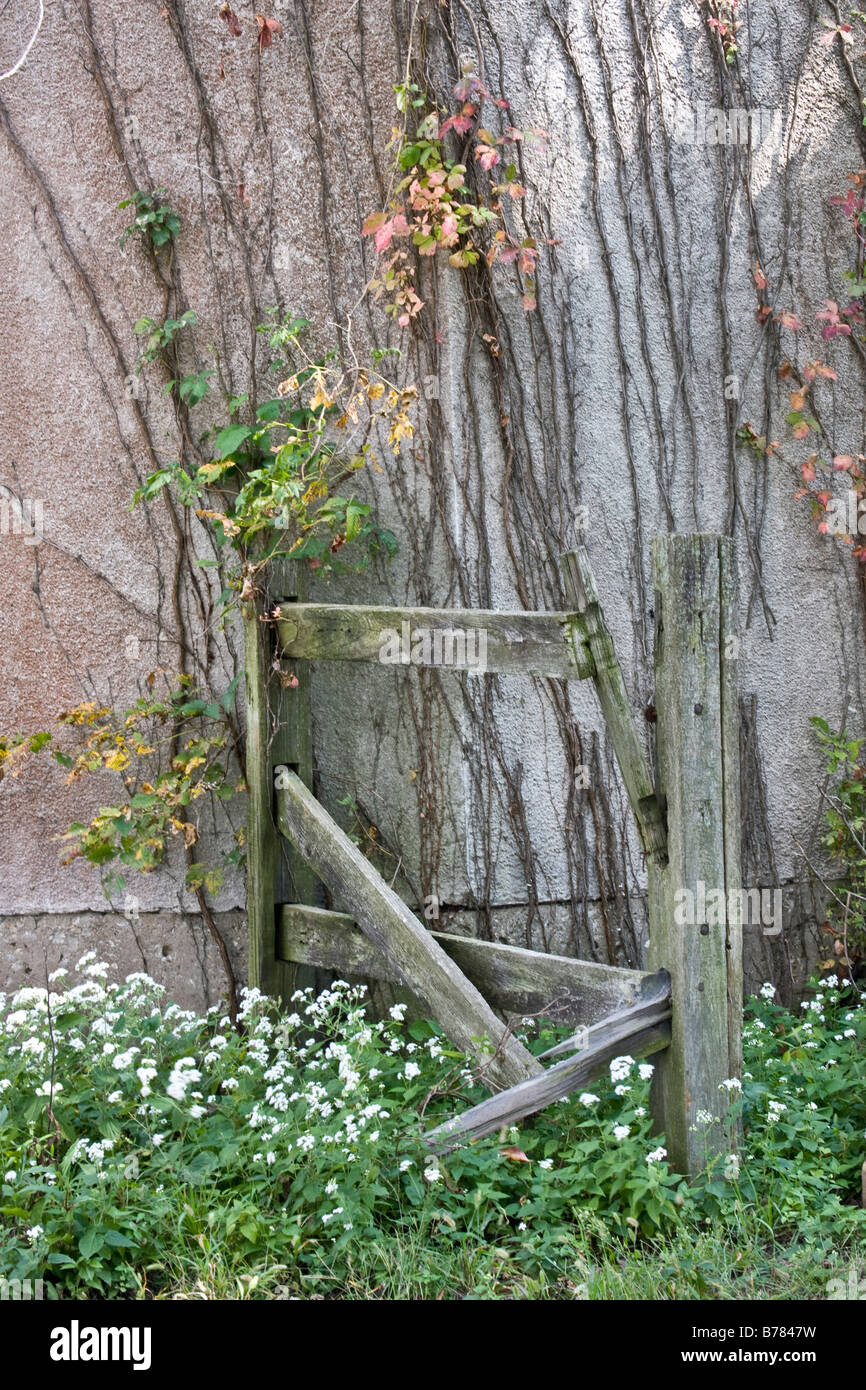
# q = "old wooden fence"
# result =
<box><xmin>243</xmin><ymin>535</ymin><xmax>742</xmax><ymax>1174</ymax></box>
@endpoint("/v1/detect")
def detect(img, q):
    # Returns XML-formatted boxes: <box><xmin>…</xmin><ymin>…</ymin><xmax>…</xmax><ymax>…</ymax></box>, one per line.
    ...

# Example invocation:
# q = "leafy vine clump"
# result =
<box><xmin>0</xmin><ymin>676</ymin><xmax>244</xmax><ymax>903</ymax></box>
<box><xmin>133</xmin><ymin>301</ymin><xmax>405</xmax><ymax>578</ymax></box>
<box><xmin>705</xmin><ymin>0</ymin><xmax>742</xmax><ymax>66</ymax></box>
<box><xmin>363</xmin><ymin>66</ymin><xmax>551</xmax><ymax>323</ymax></box>
<box><xmin>738</xmin><ymin>148</ymin><xmax>866</xmax><ymax>562</ymax></box>
<box><xmin>118</xmin><ymin>188</ymin><xmax>181</xmax><ymax>251</ymax></box>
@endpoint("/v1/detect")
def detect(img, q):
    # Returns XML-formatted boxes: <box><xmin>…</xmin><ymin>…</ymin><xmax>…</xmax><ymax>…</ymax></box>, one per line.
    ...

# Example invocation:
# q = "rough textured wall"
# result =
<box><xmin>1</xmin><ymin>0</ymin><xmax>863</xmax><ymax>1008</ymax></box>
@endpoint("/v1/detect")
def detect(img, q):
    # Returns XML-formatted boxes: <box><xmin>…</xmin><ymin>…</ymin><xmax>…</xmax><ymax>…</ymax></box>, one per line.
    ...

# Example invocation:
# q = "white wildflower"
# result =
<box><xmin>609</xmin><ymin>1056</ymin><xmax>634</xmax><ymax>1083</ymax></box>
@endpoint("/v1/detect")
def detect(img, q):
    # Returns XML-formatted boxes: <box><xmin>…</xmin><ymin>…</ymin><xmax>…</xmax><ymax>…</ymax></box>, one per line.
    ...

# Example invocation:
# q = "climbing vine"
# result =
<box><xmin>362</xmin><ymin>66</ymin><xmax>550</xmax><ymax>321</ymax></box>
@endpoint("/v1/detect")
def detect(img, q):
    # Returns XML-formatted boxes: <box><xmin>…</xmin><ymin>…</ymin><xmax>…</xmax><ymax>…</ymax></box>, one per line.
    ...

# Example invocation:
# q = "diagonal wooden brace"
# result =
<box><xmin>275</xmin><ymin>770</ymin><xmax>541</xmax><ymax>1092</ymax></box>
<box><xmin>559</xmin><ymin>548</ymin><xmax>668</xmax><ymax>865</ymax></box>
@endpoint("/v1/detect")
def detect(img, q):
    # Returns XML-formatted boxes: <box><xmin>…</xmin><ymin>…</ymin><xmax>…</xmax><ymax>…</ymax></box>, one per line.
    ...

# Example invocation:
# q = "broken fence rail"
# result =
<box><xmin>423</xmin><ymin>970</ymin><xmax>672</xmax><ymax>1152</ymax></box>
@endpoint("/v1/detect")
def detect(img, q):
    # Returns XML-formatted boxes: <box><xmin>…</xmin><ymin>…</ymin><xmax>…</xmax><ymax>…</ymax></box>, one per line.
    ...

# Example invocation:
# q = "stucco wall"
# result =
<box><xmin>1</xmin><ymin>0</ymin><xmax>863</xmax><ymax>1010</ymax></box>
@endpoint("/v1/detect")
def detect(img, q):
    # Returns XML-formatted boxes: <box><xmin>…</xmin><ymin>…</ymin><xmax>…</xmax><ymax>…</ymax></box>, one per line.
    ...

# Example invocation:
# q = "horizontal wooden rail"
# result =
<box><xmin>424</xmin><ymin>972</ymin><xmax>672</xmax><ymax>1151</ymax></box>
<box><xmin>277</xmin><ymin>903</ymin><xmax>658</xmax><ymax>1028</ymax></box>
<box><xmin>276</xmin><ymin>772</ymin><xmax>541</xmax><ymax>1090</ymax></box>
<box><xmin>275</xmin><ymin>604</ymin><xmax>583</xmax><ymax>679</ymax></box>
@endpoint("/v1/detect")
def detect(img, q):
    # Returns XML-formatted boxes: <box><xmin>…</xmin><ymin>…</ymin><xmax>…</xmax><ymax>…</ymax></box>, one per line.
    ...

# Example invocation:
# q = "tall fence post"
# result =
<box><xmin>269</xmin><ymin>556</ymin><xmax>326</xmax><ymax>997</ymax></box>
<box><xmin>647</xmin><ymin>534</ymin><xmax>742</xmax><ymax>1176</ymax></box>
<box><xmin>243</xmin><ymin>565</ymin><xmax>291</xmax><ymax>1001</ymax></box>
<box><xmin>244</xmin><ymin>553</ymin><xmax>319</xmax><ymax>1002</ymax></box>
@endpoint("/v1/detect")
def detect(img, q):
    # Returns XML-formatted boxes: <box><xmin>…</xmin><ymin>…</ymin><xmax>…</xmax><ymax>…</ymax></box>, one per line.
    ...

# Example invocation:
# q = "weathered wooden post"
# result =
<box><xmin>647</xmin><ymin>534</ymin><xmax>742</xmax><ymax>1176</ymax></box>
<box><xmin>244</xmin><ymin>552</ymin><xmax>318</xmax><ymax>1002</ymax></box>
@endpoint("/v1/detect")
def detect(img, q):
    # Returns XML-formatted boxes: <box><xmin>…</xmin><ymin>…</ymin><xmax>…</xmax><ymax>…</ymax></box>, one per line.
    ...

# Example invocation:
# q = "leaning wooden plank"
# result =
<box><xmin>277</xmin><ymin>903</ymin><xmax>656</xmax><ymax>1027</ymax></box>
<box><xmin>276</xmin><ymin>774</ymin><xmax>542</xmax><ymax>1090</ymax></box>
<box><xmin>423</xmin><ymin>996</ymin><xmax>672</xmax><ymax>1152</ymax></box>
<box><xmin>275</xmin><ymin>605</ymin><xmax>582</xmax><ymax>679</ymax></box>
<box><xmin>559</xmin><ymin>548</ymin><xmax>668</xmax><ymax>865</ymax></box>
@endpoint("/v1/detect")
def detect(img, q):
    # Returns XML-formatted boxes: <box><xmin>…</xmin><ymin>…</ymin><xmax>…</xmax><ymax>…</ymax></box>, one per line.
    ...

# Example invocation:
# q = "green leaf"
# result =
<box><xmin>214</xmin><ymin>425</ymin><xmax>254</xmax><ymax>460</ymax></box>
<box><xmin>221</xmin><ymin>672</ymin><xmax>241</xmax><ymax>712</ymax></box>
<box><xmin>79</xmin><ymin>1228</ymin><xmax>106</xmax><ymax>1258</ymax></box>
<box><xmin>185</xmin><ymin>863</ymin><xmax>206</xmax><ymax>890</ymax></box>
<box><xmin>103</xmin><ymin>1230</ymin><xmax>138</xmax><ymax>1248</ymax></box>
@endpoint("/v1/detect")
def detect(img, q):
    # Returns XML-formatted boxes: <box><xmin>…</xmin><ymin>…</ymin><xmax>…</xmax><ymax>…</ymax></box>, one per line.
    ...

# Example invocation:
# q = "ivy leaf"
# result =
<box><xmin>214</xmin><ymin>425</ymin><xmax>253</xmax><ymax>460</ymax></box>
<box><xmin>256</xmin><ymin>15</ymin><xmax>282</xmax><ymax>50</ymax></box>
<box><xmin>185</xmin><ymin>863</ymin><xmax>207</xmax><ymax>891</ymax></box>
<box><xmin>219</xmin><ymin>4</ymin><xmax>242</xmax><ymax>36</ymax></box>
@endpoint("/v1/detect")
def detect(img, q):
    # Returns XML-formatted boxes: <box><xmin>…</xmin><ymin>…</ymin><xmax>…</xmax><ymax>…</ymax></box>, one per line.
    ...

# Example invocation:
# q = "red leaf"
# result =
<box><xmin>375</xmin><ymin>218</ymin><xmax>396</xmax><ymax>253</ymax></box>
<box><xmin>255</xmin><ymin>15</ymin><xmax>282</xmax><ymax>50</ymax></box>
<box><xmin>219</xmin><ymin>4</ymin><xmax>242</xmax><ymax>37</ymax></box>
<box><xmin>521</xmin><ymin>292</ymin><xmax>537</xmax><ymax>312</ymax></box>
<box><xmin>362</xmin><ymin>211</ymin><xmax>386</xmax><ymax>237</ymax></box>
<box><xmin>753</xmin><ymin>262</ymin><xmax>768</xmax><ymax>290</ymax></box>
<box><xmin>440</xmin><ymin>104</ymin><xmax>476</xmax><ymax>138</ymax></box>
<box><xmin>474</xmin><ymin>142</ymin><xmax>500</xmax><ymax>171</ymax></box>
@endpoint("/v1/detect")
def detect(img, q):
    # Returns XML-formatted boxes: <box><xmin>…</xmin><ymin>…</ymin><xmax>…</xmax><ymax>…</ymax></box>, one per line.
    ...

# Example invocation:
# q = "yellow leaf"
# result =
<box><xmin>198</xmin><ymin>461</ymin><xmax>230</xmax><ymax>482</ymax></box>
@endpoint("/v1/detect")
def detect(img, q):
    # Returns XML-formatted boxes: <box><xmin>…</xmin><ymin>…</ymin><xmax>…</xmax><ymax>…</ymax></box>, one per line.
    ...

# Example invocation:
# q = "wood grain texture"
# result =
<box><xmin>424</xmin><ymin>973</ymin><xmax>672</xmax><ymax>1151</ymax></box>
<box><xmin>276</xmin><ymin>774</ymin><xmax>542</xmax><ymax>1090</ymax></box>
<box><xmin>270</xmin><ymin>559</ymin><xmax>327</xmax><ymax>998</ymax></box>
<box><xmin>647</xmin><ymin>534</ymin><xmax>742</xmax><ymax>1175</ymax></box>
<box><xmin>275</xmin><ymin>604</ymin><xmax>582</xmax><ymax>678</ymax></box>
<box><xmin>243</xmin><ymin>583</ymin><xmax>294</xmax><ymax>1002</ymax></box>
<box><xmin>559</xmin><ymin>548</ymin><xmax>668</xmax><ymax>864</ymax></box>
<box><xmin>277</xmin><ymin>902</ymin><xmax>657</xmax><ymax>1026</ymax></box>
